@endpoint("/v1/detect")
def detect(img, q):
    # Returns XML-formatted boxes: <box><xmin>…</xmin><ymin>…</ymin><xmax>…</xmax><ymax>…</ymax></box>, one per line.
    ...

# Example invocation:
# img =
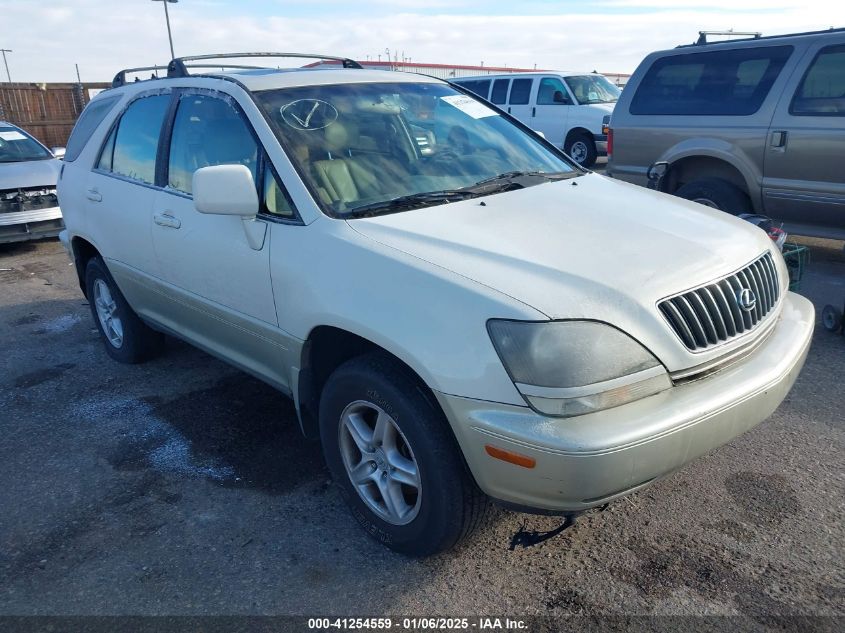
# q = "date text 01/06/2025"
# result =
<box><xmin>306</xmin><ymin>617</ymin><xmax>529</xmax><ymax>630</ymax></box>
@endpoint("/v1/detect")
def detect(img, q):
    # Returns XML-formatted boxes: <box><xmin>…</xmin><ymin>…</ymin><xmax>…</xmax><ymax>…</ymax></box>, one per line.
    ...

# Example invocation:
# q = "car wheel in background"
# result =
<box><xmin>565</xmin><ymin>132</ymin><xmax>598</xmax><ymax>168</ymax></box>
<box><xmin>85</xmin><ymin>256</ymin><xmax>164</xmax><ymax>364</ymax></box>
<box><xmin>822</xmin><ymin>304</ymin><xmax>842</xmax><ymax>333</ymax></box>
<box><xmin>319</xmin><ymin>352</ymin><xmax>488</xmax><ymax>556</ymax></box>
<box><xmin>675</xmin><ymin>177</ymin><xmax>750</xmax><ymax>214</ymax></box>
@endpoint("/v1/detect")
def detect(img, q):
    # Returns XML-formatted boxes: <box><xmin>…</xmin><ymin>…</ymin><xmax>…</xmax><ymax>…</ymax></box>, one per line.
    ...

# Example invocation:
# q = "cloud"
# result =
<box><xmin>1</xmin><ymin>0</ymin><xmax>842</xmax><ymax>82</ymax></box>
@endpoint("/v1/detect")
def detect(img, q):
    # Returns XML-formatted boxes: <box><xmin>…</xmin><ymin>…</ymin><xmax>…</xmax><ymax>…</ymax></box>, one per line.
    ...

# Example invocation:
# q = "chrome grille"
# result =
<box><xmin>659</xmin><ymin>252</ymin><xmax>781</xmax><ymax>351</ymax></box>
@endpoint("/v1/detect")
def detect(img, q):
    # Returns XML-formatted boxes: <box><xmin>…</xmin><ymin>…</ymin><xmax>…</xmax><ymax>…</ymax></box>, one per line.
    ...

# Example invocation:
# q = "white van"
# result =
<box><xmin>453</xmin><ymin>72</ymin><xmax>618</xmax><ymax>167</ymax></box>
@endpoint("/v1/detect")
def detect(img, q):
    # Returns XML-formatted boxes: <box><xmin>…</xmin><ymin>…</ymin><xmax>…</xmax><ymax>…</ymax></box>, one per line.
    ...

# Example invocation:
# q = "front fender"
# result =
<box><xmin>270</xmin><ymin>218</ymin><xmax>545</xmax><ymax>406</ymax></box>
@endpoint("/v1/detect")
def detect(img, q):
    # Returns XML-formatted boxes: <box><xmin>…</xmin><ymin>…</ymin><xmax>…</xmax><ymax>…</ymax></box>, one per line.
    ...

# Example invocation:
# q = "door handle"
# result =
<box><xmin>86</xmin><ymin>188</ymin><xmax>102</xmax><ymax>202</ymax></box>
<box><xmin>770</xmin><ymin>130</ymin><xmax>788</xmax><ymax>148</ymax></box>
<box><xmin>153</xmin><ymin>212</ymin><xmax>181</xmax><ymax>229</ymax></box>
<box><xmin>532</xmin><ymin>106</ymin><xmax>536</xmax><ymax>117</ymax></box>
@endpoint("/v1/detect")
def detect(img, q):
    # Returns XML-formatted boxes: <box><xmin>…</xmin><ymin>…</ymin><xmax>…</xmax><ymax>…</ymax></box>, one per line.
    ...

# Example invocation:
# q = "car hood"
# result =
<box><xmin>0</xmin><ymin>158</ymin><xmax>61</xmax><ymax>190</ymax></box>
<box><xmin>347</xmin><ymin>174</ymin><xmax>777</xmax><ymax>369</ymax></box>
<box><xmin>583</xmin><ymin>102</ymin><xmax>615</xmax><ymax>114</ymax></box>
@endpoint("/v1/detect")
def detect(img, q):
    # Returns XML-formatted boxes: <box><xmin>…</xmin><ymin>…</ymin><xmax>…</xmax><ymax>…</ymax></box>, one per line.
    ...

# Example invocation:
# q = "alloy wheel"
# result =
<box><xmin>338</xmin><ymin>400</ymin><xmax>422</xmax><ymax>525</ymax></box>
<box><xmin>93</xmin><ymin>278</ymin><xmax>124</xmax><ymax>348</ymax></box>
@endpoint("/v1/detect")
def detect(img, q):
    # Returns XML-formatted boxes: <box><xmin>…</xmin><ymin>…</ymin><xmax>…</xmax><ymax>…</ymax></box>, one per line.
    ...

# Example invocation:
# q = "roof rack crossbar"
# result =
<box><xmin>182</xmin><ymin>63</ymin><xmax>270</xmax><ymax>70</ymax></box>
<box><xmin>167</xmin><ymin>52</ymin><xmax>363</xmax><ymax>78</ymax></box>
<box><xmin>680</xmin><ymin>26</ymin><xmax>845</xmax><ymax>47</ymax></box>
<box><xmin>696</xmin><ymin>30</ymin><xmax>761</xmax><ymax>45</ymax></box>
<box><xmin>112</xmin><ymin>65</ymin><xmax>169</xmax><ymax>88</ymax></box>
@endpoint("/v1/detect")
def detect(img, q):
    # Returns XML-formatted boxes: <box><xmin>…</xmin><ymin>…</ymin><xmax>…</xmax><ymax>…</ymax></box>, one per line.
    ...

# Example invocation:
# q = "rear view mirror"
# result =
<box><xmin>193</xmin><ymin>164</ymin><xmax>258</xmax><ymax>217</ymax></box>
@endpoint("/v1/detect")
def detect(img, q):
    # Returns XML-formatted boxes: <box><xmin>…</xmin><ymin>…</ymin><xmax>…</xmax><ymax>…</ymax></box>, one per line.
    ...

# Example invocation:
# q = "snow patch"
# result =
<box><xmin>41</xmin><ymin>314</ymin><xmax>82</xmax><ymax>333</ymax></box>
<box><xmin>76</xmin><ymin>394</ymin><xmax>234</xmax><ymax>481</ymax></box>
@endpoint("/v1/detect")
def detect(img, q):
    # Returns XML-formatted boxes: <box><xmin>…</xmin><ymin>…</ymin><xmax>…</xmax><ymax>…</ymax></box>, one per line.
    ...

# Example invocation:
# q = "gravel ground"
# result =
<box><xmin>0</xmin><ymin>237</ymin><xmax>842</xmax><ymax>624</ymax></box>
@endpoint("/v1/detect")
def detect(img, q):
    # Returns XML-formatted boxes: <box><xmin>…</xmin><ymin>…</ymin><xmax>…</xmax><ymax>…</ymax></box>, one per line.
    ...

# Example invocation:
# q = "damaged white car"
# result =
<box><xmin>0</xmin><ymin>122</ymin><xmax>64</xmax><ymax>244</ymax></box>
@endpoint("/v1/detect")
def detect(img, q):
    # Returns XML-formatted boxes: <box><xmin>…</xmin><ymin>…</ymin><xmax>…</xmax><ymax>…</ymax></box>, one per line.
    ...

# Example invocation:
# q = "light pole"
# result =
<box><xmin>0</xmin><ymin>49</ymin><xmax>11</xmax><ymax>83</ymax></box>
<box><xmin>152</xmin><ymin>0</ymin><xmax>178</xmax><ymax>59</ymax></box>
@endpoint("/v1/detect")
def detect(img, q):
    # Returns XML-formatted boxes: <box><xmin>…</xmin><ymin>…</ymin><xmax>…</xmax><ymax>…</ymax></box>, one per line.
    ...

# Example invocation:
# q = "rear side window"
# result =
<box><xmin>490</xmin><ymin>79</ymin><xmax>510</xmax><ymax>104</ymax></box>
<box><xmin>790</xmin><ymin>44</ymin><xmax>845</xmax><ymax>116</ymax></box>
<box><xmin>64</xmin><ymin>95</ymin><xmax>120</xmax><ymax>162</ymax></box>
<box><xmin>97</xmin><ymin>94</ymin><xmax>170</xmax><ymax>184</ymax></box>
<box><xmin>509</xmin><ymin>78</ymin><xmax>533</xmax><ymax>105</ymax></box>
<box><xmin>630</xmin><ymin>45</ymin><xmax>793</xmax><ymax>115</ymax></box>
<box><xmin>167</xmin><ymin>94</ymin><xmax>258</xmax><ymax>194</ymax></box>
<box><xmin>457</xmin><ymin>79</ymin><xmax>491</xmax><ymax>99</ymax></box>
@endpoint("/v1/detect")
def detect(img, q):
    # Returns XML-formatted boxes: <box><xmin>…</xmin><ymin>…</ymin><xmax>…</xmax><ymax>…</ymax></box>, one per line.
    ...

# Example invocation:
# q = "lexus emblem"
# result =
<box><xmin>737</xmin><ymin>288</ymin><xmax>757</xmax><ymax>312</ymax></box>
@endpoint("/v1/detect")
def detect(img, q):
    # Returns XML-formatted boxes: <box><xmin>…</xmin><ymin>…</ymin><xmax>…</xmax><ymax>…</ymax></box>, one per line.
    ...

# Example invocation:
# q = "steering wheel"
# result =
<box><xmin>430</xmin><ymin>148</ymin><xmax>461</xmax><ymax>164</ymax></box>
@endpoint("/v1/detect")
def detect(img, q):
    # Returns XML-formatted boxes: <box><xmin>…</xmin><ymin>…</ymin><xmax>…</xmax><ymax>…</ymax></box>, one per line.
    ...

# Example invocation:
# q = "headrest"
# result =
<box><xmin>324</xmin><ymin>121</ymin><xmax>359</xmax><ymax>153</ymax></box>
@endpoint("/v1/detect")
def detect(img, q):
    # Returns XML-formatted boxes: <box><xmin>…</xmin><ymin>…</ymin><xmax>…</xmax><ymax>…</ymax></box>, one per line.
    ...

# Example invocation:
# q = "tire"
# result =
<box><xmin>822</xmin><ymin>304</ymin><xmax>842</xmax><ymax>333</ymax></box>
<box><xmin>319</xmin><ymin>352</ymin><xmax>488</xmax><ymax>556</ymax></box>
<box><xmin>85</xmin><ymin>256</ymin><xmax>164</xmax><ymax>364</ymax></box>
<box><xmin>565</xmin><ymin>132</ymin><xmax>597</xmax><ymax>168</ymax></box>
<box><xmin>675</xmin><ymin>178</ymin><xmax>750</xmax><ymax>215</ymax></box>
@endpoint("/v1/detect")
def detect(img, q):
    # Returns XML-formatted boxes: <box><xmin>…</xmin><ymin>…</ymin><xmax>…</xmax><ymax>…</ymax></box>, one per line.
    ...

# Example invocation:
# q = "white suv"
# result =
<box><xmin>58</xmin><ymin>53</ymin><xmax>814</xmax><ymax>556</ymax></box>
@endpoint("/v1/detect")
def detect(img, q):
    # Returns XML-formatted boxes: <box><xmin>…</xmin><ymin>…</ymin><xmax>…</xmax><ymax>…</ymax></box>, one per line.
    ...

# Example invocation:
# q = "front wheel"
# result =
<box><xmin>319</xmin><ymin>352</ymin><xmax>488</xmax><ymax>556</ymax></box>
<box><xmin>675</xmin><ymin>178</ymin><xmax>750</xmax><ymax>214</ymax></box>
<box><xmin>565</xmin><ymin>132</ymin><xmax>598</xmax><ymax>168</ymax></box>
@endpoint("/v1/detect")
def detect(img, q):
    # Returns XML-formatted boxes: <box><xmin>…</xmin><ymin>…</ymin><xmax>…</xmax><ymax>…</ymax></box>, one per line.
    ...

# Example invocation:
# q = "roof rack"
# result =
<box><xmin>111</xmin><ymin>65</ymin><xmax>169</xmax><ymax>88</ymax></box>
<box><xmin>695</xmin><ymin>30</ymin><xmax>761</xmax><ymax>45</ymax></box>
<box><xmin>681</xmin><ymin>26</ymin><xmax>845</xmax><ymax>47</ymax></box>
<box><xmin>110</xmin><ymin>53</ymin><xmax>363</xmax><ymax>89</ymax></box>
<box><xmin>166</xmin><ymin>52</ymin><xmax>363</xmax><ymax>78</ymax></box>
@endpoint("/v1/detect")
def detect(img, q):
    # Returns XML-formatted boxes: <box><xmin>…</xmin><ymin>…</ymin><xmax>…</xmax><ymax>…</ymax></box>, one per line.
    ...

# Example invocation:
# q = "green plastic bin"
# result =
<box><xmin>781</xmin><ymin>243</ymin><xmax>809</xmax><ymax>291</ymax></box>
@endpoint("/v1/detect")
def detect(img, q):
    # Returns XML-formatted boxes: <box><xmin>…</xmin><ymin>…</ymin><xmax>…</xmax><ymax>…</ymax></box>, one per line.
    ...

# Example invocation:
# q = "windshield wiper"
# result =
<box><xmin>345</xmin><ymin>190</ymin><xmax>477</xmax><ymax>217</ymax></box>
<box><xmin>462</xmin><ymin>170</ymin><xmax>576</xmax><ymax>192</ymax></box>
<box><xmin>343</xmin><ymin>172</ymin><xmax>577</xmax><ymax>218</ymax></box>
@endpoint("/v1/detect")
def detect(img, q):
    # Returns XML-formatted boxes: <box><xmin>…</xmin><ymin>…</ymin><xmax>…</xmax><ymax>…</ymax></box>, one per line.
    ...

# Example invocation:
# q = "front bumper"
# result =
<box><xmin>436</xmin><ymin>292</ymin><xmax>814</xmax><ymax>513</ymax></box>
<box><xmin>592</xmin><ymin>133</ymin><xmax>608</xmax><ymax>156</ymax></box>
<box><xmin>0</xmin><ymin>206</ymin><xmax>64</xmax><ymax>244</ymax></box>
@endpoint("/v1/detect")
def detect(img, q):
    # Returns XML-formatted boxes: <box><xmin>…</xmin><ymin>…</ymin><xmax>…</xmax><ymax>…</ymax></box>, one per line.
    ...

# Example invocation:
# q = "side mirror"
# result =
<box><xmin>553</xmin><ymin>90</ymin><xmax>569</xmax><ymax>104</ymax></box>
<box><xmin>51</xmin><ymin>146</ymin><xmax>66</xmax><ymax>159</ymax></box>
<box><xmin>193</xmin><ymin>164</ymin><xmax>258</xmax><ymax>217</ymax></box>
<box><xmin>646</xmin><ymin>161</ymin><xmax>669</xmax><ymax>190</ymax></box>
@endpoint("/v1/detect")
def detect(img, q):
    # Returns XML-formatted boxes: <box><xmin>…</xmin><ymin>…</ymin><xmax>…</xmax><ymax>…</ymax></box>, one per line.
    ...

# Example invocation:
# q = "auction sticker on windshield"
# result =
<box><xmin>441</xmin><ymin>95</ymin><xmax>497</xmax><ymax>119</ymax></box>
<box><xmin>0</xmin><ymin>131</ymin><xmax>27</xmax><ymax>141</ymax></box>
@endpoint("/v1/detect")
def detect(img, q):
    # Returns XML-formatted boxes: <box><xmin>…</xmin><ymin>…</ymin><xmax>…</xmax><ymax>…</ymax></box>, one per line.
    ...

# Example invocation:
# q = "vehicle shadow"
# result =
<box><xmin>0</xmin><ymin>237</ymin><xmax>60</xmax><ymax>258</ymax></box>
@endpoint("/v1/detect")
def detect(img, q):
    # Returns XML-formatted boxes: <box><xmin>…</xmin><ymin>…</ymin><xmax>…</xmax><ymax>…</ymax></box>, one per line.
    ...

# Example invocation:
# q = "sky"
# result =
<box><xmin>0</xmin><ymin>0</ymin><xmax>843</xmax><ymax>82</ymax></box>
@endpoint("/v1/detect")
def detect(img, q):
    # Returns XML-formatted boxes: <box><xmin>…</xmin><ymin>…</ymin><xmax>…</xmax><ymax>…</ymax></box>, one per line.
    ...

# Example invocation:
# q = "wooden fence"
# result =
<box><xmin>0</xmin><ymin>82</ymin><xmax>111</xmax><ymax>149</ymax></box>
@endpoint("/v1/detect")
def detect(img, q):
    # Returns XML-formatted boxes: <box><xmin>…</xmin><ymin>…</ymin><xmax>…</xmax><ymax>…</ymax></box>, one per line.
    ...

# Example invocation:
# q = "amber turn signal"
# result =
<box><xmin>484</xmin><ymin>444</ymin><xmax>536</xmax><ymax>469</ymax></box>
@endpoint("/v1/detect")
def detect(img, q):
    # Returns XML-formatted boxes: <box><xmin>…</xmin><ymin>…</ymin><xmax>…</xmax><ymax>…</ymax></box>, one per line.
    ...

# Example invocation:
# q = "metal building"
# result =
<box><xmin>305</xmin><ymin>60</ymin><xmax>630</xmax><ymax>87</ymax></box>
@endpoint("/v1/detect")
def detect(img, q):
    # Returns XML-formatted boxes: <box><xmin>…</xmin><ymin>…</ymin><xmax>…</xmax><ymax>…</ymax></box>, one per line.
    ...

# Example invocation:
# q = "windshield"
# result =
<box><xmin>254</xmin><ymin>81</ymin><xmax>577</xmax><ymax>217</ymax></box>
<box><xmin>0</xmin><ymin>126</ymin><xmax>52</xmax><ymax>163</ymax></box>
<box><xmin>564</xmin><ymin>75</ymin><xmax>621</xmax><ymax>104</ymax></box>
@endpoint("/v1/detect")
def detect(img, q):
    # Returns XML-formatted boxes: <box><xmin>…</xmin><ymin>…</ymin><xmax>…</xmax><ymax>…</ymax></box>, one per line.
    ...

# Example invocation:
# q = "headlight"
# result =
<box><xmin>487</xmin><ymin>320</ymin><xmax>671</xmax><ymax>417</ymax></box>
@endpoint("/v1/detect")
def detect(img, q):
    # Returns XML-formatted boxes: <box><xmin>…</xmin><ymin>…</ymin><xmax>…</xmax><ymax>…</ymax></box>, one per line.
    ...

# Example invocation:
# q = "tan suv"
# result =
<box><xmin>607</xmin><ymin>28</ymin><xmax>845</xmax><ymax>240</ymax></box>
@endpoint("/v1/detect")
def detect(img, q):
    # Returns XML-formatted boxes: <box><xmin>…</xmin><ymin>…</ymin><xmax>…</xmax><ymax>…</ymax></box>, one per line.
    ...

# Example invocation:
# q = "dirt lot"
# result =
<box><xmin>0</xmin><ymin>235</ymin><xmax>843</xmax><ymax>623</ymax></box>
